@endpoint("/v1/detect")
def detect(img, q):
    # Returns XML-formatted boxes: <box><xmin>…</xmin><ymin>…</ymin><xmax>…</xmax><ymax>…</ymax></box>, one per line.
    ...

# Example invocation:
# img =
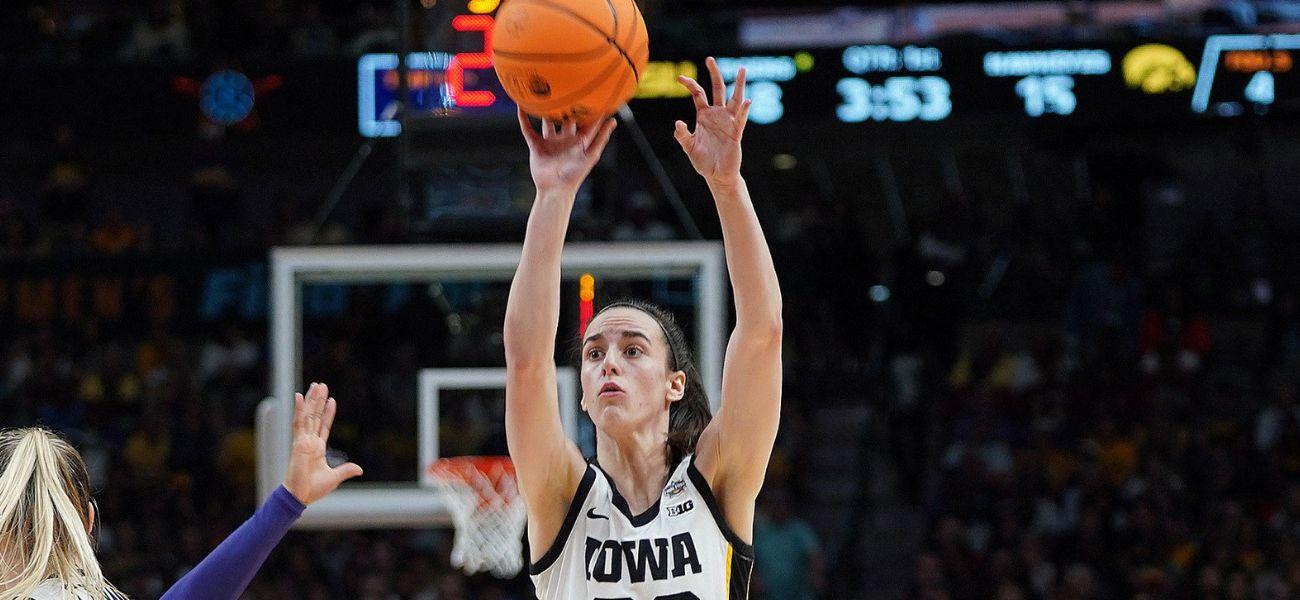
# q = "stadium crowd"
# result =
<box><xmin>900</xmin><ymin>184</ymin><xmax>1300</xmax><ymax>597</ymax></box>
<box><xmin>4</xmin><ymin>171</ymin><xmax>1298</xmax><ymax>600</ymax></box>
<box><xmin>910</xmin><ymin>309</ymin><xmax>1300</xmax><ymax>599</ymax></box>
<box><xmin>3</xmin><ymin>0</ymin><xmax>400</xmax><ymax>65</ymax></box>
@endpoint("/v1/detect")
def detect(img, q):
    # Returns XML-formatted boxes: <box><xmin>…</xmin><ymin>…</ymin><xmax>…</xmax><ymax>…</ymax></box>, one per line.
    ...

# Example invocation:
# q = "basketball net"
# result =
<box><xmin>427</xmin><ymin>456</ymin><xmax>526</xmax><ymax>578</ymax></box>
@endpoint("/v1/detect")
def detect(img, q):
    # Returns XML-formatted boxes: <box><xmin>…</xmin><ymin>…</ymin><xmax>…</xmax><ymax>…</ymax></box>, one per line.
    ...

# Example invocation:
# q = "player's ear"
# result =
<box><xmin>666</xmin><ymin>370</ymin><xmax>686</xmax><ymax>403</ymax></box>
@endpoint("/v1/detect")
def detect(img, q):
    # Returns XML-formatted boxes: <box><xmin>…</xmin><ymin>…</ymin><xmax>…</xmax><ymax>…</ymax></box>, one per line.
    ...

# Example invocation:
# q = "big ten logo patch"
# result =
<box><xmin>666</xmin><ymin>500</ymin><xmax>694</xmax><ymax>517</ymax></box>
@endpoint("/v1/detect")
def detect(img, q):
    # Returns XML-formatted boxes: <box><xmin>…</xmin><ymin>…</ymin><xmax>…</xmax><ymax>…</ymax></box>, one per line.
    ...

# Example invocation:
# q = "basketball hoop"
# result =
<box><xmin>427</xmin><ymin>456</ymin><xmax>526</xmax><ymax>578</ymax></box>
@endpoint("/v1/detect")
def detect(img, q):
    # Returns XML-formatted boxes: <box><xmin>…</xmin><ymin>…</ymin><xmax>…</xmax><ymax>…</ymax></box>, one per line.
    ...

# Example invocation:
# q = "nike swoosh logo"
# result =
<box><xmin>586</xmin><ymin>507</ymin><xmax>609</xmax><ymax>520</ymax></box>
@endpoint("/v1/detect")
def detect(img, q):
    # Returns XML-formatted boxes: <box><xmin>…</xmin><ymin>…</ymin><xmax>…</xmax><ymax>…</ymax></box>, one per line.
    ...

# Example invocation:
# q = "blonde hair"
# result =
<box><xmin>0</xmin><ymin>428</ymin><xmax>123</xmax><ymax>600</ymax></box>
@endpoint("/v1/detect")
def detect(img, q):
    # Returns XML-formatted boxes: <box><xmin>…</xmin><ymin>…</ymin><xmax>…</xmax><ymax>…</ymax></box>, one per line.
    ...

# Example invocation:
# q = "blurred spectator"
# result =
<box><xmin>1138</xmin><ymin>283</ymin><xmax>1212</xmax><ymax>376</ymax></box>
<box><xmin>40</xmin><ymin>124</ymin><xmax>90</xmax><ymax>250</ymax></box>
<box><xmin>198</xmin><ymin>324</ymin><xmax>260</xmax><ymax>383</ymax></box>
<box><xmin>753</xmin><ymin>486</ymin><xmax>824</xmax><ymax>600</ymax></box>
<box><xmin>1255</xmin><ymin>379</ymin><xmax>1300</xmax><ymax>453</ymax></box>
<box><xmin>0</xmin><ymin>197</ymin><xmax>33</xmax><ymax>257</ymax></box>
<box><xmin>1263</xmin><ymin>290</ymin><xmax>1300</xmax><ymax>372</ymax></box>
<box><xmin>123</xmin><ymin>415</ymin><xmax>171</xmax><ymax>479</ymax></box>
<box><xmin>88</xmin><ymin>208</ymin><xmax>146</xmax><ymax>255</ymax></box>
<box><xmin>291</xmin><ymin>3</ymin><xmax>338</xmax><ymax>57</ymax></box>
<box><xmin>187</xmin><ymin>162</ymin><xmax>241</xmax><ymax>250</ymax></box>
<box><xmin>117</xmin><ymin>0</ymin><xmax>192</xmax><ymax>61</ymax></box>
<box><xmin>1064</xmin><ymin>259</ymin><xmax>1143</xmax><ymax>372</ymax></box>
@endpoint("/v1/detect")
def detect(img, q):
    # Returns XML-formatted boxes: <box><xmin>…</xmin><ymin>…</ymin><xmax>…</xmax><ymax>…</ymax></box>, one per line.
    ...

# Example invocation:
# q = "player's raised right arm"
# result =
<box><xmin>504</xmin><ymin>109</ymin><xmax>615</xmax><ymax>554</ymax></box>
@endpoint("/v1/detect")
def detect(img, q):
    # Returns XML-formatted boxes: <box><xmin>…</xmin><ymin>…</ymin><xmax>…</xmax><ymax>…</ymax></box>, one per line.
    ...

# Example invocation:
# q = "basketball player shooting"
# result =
<box><xmin>505</xmin><ymin>57</ymin><xmax>780</xmax><ymax>599</ymax></box>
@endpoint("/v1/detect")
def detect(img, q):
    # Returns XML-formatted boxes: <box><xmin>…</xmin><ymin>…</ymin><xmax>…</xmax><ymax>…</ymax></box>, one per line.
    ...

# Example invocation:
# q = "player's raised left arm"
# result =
<box><xmin>676</xmin><ymin>58</ymin><xmax>783</xmax><ymax>505</ymax></box>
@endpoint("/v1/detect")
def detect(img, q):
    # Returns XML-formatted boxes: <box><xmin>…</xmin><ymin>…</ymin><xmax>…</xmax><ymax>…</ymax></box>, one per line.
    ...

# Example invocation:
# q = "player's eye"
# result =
<box><xmin>624</xmin><ymin>346</ymin><xmax>642</xmax><ymax>357</ymax></box>
<box><xmin>586</xmin><ymin>348</ymin><xmax>603</xmax><ymax>361</ymax></box>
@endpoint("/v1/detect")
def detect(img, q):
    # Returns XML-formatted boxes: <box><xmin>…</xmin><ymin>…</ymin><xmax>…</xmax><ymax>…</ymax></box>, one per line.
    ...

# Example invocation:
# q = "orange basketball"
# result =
<box><xmin>492</xmin><ymin>0</ymin><xmax>649</xmax><ymax>126</ymax></box>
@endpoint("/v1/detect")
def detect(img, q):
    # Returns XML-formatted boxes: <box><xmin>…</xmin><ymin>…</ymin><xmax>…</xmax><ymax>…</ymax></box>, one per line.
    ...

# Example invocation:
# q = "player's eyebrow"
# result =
<box><xmin>583</xmin><ymin>330</ymin><xmax>653</xmax><ymax>346</ymax></box>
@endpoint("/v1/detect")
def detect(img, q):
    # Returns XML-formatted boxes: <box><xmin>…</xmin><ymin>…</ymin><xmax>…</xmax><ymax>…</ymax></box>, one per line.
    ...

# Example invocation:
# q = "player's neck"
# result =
<box><xmin>595</xmin><ymin>430</ymin><xmax>670</xmax><ymax>515</ymax></box>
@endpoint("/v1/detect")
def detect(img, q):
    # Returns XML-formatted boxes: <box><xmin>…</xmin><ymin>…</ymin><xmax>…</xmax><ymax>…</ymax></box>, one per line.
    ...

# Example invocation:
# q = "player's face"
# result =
<box><xmin>579</xmin><ymin>308</ymin><xmax>685</xmax><ymax>437</ymax></box>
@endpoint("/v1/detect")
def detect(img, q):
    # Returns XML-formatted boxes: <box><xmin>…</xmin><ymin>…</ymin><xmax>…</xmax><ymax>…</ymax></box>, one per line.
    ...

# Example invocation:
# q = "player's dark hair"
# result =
<box><xmin>592</xmin><ymin>299</ymin><xmax>712</xmax><ymax>468</ymax></box>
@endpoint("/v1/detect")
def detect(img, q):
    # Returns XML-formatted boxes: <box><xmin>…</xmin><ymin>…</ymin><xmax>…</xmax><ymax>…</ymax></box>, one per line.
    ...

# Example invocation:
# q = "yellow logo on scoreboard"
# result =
<box><xmin>635</xmin><ymin>61</ymin><xmax>699</xmax><ymax>99</ymax></box>
<box><xmin>1122</xmin><ymin>44</ymin><xmax>1196</xmax><ymax>94</ymax></box>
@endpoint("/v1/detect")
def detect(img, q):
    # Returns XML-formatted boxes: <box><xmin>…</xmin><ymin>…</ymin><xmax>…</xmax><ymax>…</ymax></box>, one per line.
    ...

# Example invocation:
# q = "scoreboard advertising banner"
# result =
<box><xmin>359</xmin><ymin>32</ymin><xmax>1300</xmax><ymax>136</ymax></box>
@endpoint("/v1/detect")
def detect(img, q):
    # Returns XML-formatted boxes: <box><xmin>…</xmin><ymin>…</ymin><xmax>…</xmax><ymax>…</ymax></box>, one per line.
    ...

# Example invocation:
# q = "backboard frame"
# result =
<box><xmin>416</xmin><ymin>367</ymin><xmax>577</xmax><ymax>487</ymax></box>
<box><xmin>257</xmin><ymin>242</ymin><xmax>727</xmax><ymax>529</ymax></box>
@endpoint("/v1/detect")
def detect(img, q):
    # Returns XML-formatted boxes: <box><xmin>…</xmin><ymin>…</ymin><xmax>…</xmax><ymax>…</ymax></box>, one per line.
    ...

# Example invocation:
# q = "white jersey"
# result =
<box><xmin>26</xmin><ymin>579</ymin><xmax>121</xmax><ymax>600</ymax></box>
<box><xmin>27</xmin><ymin>580</ymin><xmax>88</xmax><ymax>600</ymax></box>
<box><xmin>530</xmin><ymin>455</ymin><xmax>754</xmax><ymax>600</ymax></box>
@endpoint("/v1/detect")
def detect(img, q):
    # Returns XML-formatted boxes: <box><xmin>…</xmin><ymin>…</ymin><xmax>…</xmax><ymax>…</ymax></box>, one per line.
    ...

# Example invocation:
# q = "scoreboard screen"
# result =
<box><xmin>630</xmin><ymin>34</ymin><xmax>1300</xmax><ymax>126</ymax></box>
<box><xmin>1191</xmin><ymin>34</ymin><xmax>1300</xmax><ymax>116</ymax></box>
<box><xmin>359</xmin><ymin>33</ymin><xmax>1300</xmax><ymax>136</ymax></box>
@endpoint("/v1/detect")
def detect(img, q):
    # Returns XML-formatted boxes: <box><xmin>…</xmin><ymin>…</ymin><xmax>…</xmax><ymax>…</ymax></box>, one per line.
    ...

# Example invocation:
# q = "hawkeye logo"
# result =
<box><xmin>1122</xmin><ymin>44</ymin><xmax>1196</xmax><ymax>94</ymax></box>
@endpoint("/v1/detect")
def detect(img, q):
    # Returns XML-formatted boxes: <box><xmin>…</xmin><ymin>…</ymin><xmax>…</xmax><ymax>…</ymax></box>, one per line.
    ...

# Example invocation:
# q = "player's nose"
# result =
<box><xmin>600</xmin><ymin>353</ymin><xmax>622</xmax><ymax>376</ymax></box>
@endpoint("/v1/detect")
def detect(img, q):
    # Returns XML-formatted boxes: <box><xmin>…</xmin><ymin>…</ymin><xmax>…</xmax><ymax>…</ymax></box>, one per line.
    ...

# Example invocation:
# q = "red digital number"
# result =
<box><xmin>448</xmin><ymin>15</ymin><xmax>496</xmax><ymax>107</ymax></box>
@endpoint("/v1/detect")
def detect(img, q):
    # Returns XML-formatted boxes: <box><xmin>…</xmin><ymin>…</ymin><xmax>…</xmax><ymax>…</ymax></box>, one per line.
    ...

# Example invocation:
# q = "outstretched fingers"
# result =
<box><xmin>319</xmin><ymin>396</ymin><xmax>337</xmax><ymax>442</ymax></box>
<box><xmin>292</xmin><ymin>393</ymin><xmax>305</xmax><ymax>436</ymax></box>
<box><xmin>580</xmin><ymin>118</ymin><xmax>600</xmax><ymax>146</ymax></box>
<box><xmin>706</xmin><ymin>57</ymin><xmax>726</xmax><ymax>107</ymax></box>
<box><xmin>303</xmin><ymin>382</ymin><xmax>330</xmax><ymax>439</ymax></box>
<box><xmin>584</xmin><ymin>118</ymin><xmax>618</xmax><ymax>157</ymax></box>
<box><xmin>673</xmin><ymin>120</ymin><xmax>693</xmax><ymax>150</ymax></box>
<box><xmin>517</xmin><ymin>108</ymin><xmax>541</xmax><ymax>146</ymax></box>
<box><xmin>730</xmin><ymin>67</ymin><xmax>747</xmax><ymax>112</ymax></box>
<box><xmin>678</xmin><ymin>75</ymin><xmax>709</xmax><ymax>111</ymax></box>
<box><xmin>301</xmin><ymin>383</ymin><xmax>320</xmax><ymax>434</ymax></box>
<box><xmin>331</xmin><ymin>461</ymin><xmax>365</xmax><ymax>486</ymax></box>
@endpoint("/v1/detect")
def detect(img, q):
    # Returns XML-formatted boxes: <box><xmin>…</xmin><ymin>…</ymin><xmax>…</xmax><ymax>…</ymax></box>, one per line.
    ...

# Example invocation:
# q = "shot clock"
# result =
<box><xmin>359</xmin><ymin>1</ymin><xmax>515</xmax><ymax>137</ymax></box>
<box><xmin>1190</xmin><ymin>34</ymin><xmax>1300</xmax><ymax>116</ymax></box>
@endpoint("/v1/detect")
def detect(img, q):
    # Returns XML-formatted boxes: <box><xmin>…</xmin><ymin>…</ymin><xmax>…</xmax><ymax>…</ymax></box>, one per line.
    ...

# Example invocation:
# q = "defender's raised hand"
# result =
<box><xmin>283</xmin><ymin>382</ymin><xmax>363</xmax><ymax>505</ymax></box>
<box><xmin>675</xmin><ymin>57</ymin><xmax>751</xmax><ymax>187</ymax></box>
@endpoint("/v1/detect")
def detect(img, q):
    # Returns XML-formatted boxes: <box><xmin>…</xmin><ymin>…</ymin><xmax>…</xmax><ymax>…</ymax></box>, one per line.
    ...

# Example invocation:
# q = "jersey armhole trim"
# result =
<box><xmin>529</xmin><ymin>465</ymin><xmax>597</xmax><ymax>576</ymax></box>
<box><xmin>686</xmin><ymin>455</ymin><xmax>756</xmax><ymax>560</ymax></box>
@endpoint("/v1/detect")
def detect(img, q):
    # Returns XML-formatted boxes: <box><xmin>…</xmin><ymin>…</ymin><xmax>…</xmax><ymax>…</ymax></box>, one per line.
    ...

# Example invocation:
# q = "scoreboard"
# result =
<box><xmin>358</xmin><ymin>0</ymin><xmax>516</xmax><ymax>137</ymax></box>
<box><xmin>359</xmin><ymin>32</ymin><xmax>1300</xmax><ymax>136</ymax></box>
<box><xmin>1192</xmin><ymin>34</ymin><xmax>1300</xmax><ymax>115</ymax></box>
<box><xmin>629</xmin><ymin>34</ymin><xmax>1300</xmax><ymax>126</ymax></box>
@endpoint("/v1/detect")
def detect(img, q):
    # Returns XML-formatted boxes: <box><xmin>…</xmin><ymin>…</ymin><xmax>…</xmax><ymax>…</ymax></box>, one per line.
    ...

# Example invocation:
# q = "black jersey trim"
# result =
<box><xmin>686</xmin><ymin>455</ymin><xmax>756</xmax><ymax>560</ymax></box>
<box><xmin>529</xmin><ymin>465</ymin><xmax>597</xmax><ymax>576</ymax></box>
<box><xmin>590</xmin><ymin>461</ymin><xmax>662</xmax><ymax>527</ymax></box>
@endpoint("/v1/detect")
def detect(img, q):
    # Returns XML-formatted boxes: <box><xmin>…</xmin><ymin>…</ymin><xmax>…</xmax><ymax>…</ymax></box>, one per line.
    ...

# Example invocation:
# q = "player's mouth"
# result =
<box><xmin>599</xmin><ymin>382</ymin><xmax>625</xmax><ymax>397</ymax></box>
